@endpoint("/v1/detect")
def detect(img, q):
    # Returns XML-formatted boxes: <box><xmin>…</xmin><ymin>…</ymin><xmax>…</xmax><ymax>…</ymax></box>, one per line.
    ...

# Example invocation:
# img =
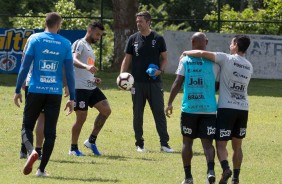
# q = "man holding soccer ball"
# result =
<box><xmin>120</xmin><ymin>11</ymin><xmax>174</xmax><ymax>153</ymax></box>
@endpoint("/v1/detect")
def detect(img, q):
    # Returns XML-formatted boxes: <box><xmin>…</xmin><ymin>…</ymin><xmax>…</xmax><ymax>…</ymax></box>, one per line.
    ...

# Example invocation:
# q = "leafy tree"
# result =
<box><xmin>12</xmin><ymin>0</ymin><xmax>114</xmax><ymax>69</ymax></box>
<box><xmin>204</xmin><ymin>0</ymin><xmax>282</xmax><ymax>35</ymax></box>
<box><xmin>139</xmin><ymin>3</ymin><xmax>190</xmax><ymax>34</ymax></box>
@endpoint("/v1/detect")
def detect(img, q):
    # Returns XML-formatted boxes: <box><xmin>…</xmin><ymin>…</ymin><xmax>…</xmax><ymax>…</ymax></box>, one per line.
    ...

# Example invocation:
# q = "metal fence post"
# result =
<box><xmin>99</xmin><ymin>0</ymin><xmax>104</xmax><ymax>70</ymax></box>
<box><xmin>217</xmin><ymin>0</ymin><xmax>221</xmax><ymax>33</ymax></box>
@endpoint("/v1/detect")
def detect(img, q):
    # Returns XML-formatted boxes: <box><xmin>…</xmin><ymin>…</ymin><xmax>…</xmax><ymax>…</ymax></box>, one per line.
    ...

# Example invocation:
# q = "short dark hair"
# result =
<box><xmin>234</xmin><ymin>35</ymin><xmax>251</xmax><ymax>53</ymax></box>
<box><xmin>136</xmin><ymin>11</ymin><xmax>151</xmax><ymax>22</ymax></box>
<box><xmin>88</xmin><ymin>22</ymin><xmax>105</xmax><ymax>31</ymax></box>
<box><xmin>45</xmin><ymin>12</ymin><xmax>62</xmax><ymax>28</ymax></box>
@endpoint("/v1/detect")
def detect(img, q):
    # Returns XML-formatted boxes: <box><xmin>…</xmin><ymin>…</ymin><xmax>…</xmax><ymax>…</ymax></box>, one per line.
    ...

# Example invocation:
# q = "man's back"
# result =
<box><xmin>179</xmin><ymin>56</ymin><xmax>219</xmax><ymax>113</ymax></box>
<box><xmin>215</xmin><ymin>52</ymin><xmax>253</xmax><ymax>110</ymax></box>
<box><xmin>25</xmin><ymin>32</ymin><xmax>72</xmax><ymax>95</ymax></box>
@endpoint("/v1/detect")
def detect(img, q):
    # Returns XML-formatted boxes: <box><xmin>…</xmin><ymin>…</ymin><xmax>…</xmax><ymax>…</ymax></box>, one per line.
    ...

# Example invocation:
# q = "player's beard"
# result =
<box><xmin>91</xmin><ymin>38</ymin><xmax>98</xmax><ymax>44</ymax></box>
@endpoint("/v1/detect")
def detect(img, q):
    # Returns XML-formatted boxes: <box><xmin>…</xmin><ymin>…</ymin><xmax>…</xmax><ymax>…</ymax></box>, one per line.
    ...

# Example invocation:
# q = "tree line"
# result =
<box><xmin>0</xmin><ymin>0</ymin><xmax>281</xmax><ymax>70</ymax></box>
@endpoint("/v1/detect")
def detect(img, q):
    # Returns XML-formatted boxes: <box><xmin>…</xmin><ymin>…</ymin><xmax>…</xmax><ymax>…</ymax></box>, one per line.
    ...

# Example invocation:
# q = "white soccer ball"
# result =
<box><xmin>116</xmin><ymin>72</ymin><xmax>134</xmax><ymax>90</ymax></box>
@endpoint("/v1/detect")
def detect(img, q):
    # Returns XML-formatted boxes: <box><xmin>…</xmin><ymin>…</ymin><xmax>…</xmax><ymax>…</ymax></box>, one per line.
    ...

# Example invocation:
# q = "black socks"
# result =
<box><xmin>89</xmin><ymin>134</ymin><xmax>97</xmax><ymax>144</ymax></box>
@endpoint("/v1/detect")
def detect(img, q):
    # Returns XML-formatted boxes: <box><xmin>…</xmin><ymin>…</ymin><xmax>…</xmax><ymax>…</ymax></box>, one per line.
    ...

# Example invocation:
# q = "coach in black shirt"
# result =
<box><xmin>120</xmin><ymin>11</ymin><xmax>174</xmax><ymax>153</ymax></box>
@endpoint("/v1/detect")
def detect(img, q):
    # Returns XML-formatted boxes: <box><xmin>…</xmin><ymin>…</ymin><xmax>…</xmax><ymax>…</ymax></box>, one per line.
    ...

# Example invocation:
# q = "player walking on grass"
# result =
<box><xmin>20</xmin><ymin>38</ymin><xmax>45</xmax><ymax>161</ymax></box>
<box><xmin>165</xmin><ymin>32</ymin><xmax>220</xmax><ymax>184</ymax></box>
<box><xmin>69</xmin><ymin>22</ymin><xmax>111</xmax><ymax>156</ymax></box>
<box><xmin>182</xmin><ymin>35</ymin><xmax>252</xmax><ymax>184</ymax></box>
<box><xmin>120</xmin><ymin>11</ymin><xmax>174</xmax><ymax>153</ymax></box>
<box><xmin>14</xmin><ymin>12</ymin><xmax>75</xmax><ymax>177</ymax></box>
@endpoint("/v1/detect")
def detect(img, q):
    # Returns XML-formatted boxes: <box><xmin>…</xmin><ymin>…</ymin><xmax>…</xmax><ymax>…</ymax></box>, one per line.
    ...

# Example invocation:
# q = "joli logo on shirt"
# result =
<box><xmin>39</xmin><ymin>60</ymin><xmax>58</xmax><ymax>72</ymax></box>
<box><xmin>188</xmin><ymin>77</ymin><xmax>203</xmax><ymax>86</ymax></box>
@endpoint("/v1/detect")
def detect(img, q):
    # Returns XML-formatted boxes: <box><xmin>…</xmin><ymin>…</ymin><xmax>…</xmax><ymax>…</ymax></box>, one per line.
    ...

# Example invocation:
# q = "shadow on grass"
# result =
<box><xmin>47</xmin><ymin>176</ymin><xmax>120</xmax><ymax>183</ymax></box>
<box><xmin>0</xmin><ymin>74</ymin><xmax>17</xmax><ymax>87</ymax></box>
<box><xmin>102</xmin><ymin>154</ymin><xmax>157</xmax><ymax>162</ymax></box>
<box><xmin>50</xmin><ymin>159</ymin><xmax>101</xmax><ymax>165</ymax></box>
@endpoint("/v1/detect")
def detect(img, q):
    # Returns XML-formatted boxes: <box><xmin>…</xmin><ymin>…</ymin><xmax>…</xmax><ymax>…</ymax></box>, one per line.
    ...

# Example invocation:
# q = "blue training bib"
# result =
<box><xmin>182</xmin><ymin>56</ymin><xmax>217</xmax><ymax>113</ymax></box>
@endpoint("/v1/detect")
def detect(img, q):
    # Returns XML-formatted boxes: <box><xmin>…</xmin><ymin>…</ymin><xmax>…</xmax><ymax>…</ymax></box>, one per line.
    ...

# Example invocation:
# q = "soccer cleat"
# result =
<box><xmin>181</xmin><ymin>178</ymin><xmax>193</xmax><ymax>184</ymax></box>
<box><xmin>20</xmin><ymin>151</ymin><xmax>27</xmax><ymax>159</ymax></box>
<box><xmin>84</xmin><ymin>139</ymin><xmax>101</xmax><ymax>156</ymax></box>
<box><xmin>23</xmin><ymin>150</ymin><xmax>39</xmax><ymax>175</ymax></box>
<box><xmin>219</xmin><ymin>168</ymin><xmax>232</xmax><ymax>184</ymax></box>
<box><xmin>69</xmin><ymin>149</ymin><xmax>86</xmax><ymax>156</ymax></box>
<box><xmin>136</xmin><ymin>146</ymin><xmax>145</xmax><ymax>152</ymax></box>
<box><xmin>36</xmin><ymin>169</ymin><xmax>49</xmax><ymax>177</ymax></box>
<box><xmin>206</xmin><ymin>170</ymin><xmax>216</xmax><ymax>184</ymax></box>
<box><xmin>160</xmin><ymin>145</ymin><xmax>174</xmax><ymax>153</ymax></box>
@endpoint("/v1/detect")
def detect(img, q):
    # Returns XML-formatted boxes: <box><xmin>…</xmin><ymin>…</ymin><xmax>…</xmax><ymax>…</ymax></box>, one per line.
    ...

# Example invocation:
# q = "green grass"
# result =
<box><xmin>0</xmin><ymin>73</ymin><xmax>281</xmax><ymax>184</ymax></box>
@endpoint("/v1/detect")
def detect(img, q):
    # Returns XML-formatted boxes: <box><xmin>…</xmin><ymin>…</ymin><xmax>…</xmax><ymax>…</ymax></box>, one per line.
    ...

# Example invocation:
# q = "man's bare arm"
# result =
<box><xmin>182</xmin><ymin>50</ymin><xmax>216</xmax><ymax>62</ymax></box>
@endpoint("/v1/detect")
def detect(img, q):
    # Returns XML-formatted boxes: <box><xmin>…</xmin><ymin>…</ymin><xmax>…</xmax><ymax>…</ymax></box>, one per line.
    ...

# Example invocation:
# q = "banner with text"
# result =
<box><xmin>0</xmin><ymin>28</ymin><xmax>85</xmax><ymax>74</ymax></box>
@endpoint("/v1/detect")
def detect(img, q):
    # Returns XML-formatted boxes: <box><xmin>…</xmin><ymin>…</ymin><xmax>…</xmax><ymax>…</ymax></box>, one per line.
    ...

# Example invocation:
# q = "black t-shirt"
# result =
<box><xmin>125</xmin><ymin>31</ymin><xmax>167</xmax><ymax>82</ymax></box>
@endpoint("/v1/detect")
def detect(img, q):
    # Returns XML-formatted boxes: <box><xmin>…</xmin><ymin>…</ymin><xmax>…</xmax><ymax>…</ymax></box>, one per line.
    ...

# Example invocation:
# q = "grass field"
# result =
<box><xmin>0</xmin><ymin>72</ymin><xmax>281</xmax><ymax>184</ymax></box>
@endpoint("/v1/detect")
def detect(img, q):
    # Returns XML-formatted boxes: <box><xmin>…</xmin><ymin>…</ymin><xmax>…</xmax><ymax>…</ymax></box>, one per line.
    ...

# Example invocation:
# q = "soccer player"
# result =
<box><xmin>120</xmin><ymin>11</ymin><xmax>174</xmax><ymax>153</ymax></box>
<box><xmin>14</xmin><ymin>12</ymin><xmax>75</xmax><ymax>177</ymax></box>
<box><xmin>69</xmin><ymin>22</ymin><xmax>111</xmax><ymax>156</ymax></box>
<box><xmin>20</xmin><ymin>38</ymin><xmax>44</xmax><ymax>160</ymax></box>
<box><xmin>165</xmin><ymin>32</ymin><xmax>220</xmax><ymax>184</ymax></box>
<box><xmin>182</xmin><ymin>35</ymin><xmax>252</xmax><ymax>184</ymax></box>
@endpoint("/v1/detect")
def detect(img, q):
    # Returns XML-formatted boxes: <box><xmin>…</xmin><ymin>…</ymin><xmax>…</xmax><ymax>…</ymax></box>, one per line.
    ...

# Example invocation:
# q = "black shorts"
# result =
<box><xmin>215</xmin><ymin>108</ymin><xmax>248</xmax><ymax>141</ymax></box>
<box><xmin>25</xmin><ymin>86</ymin><xmax>44</xmax><ymax>113</ymax></box>
<box><xmin>180</xmin><ymin>112</ymin><xmax>216</xmax><ymax>139</ymax></box>
<box><xmin>74</xmin><ymin>88</ymin><xmax>107</xmax><ymax>111</ymax></box>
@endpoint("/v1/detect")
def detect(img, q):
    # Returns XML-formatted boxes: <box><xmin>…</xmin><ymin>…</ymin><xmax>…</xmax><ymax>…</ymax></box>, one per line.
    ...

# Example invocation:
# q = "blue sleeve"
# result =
<box><xmin>15</xmin><ymin>55</ymin><xmax>34</xmax><ymax>93</ymax></box>
<box><xmin>64</xmin><ymin>58</ymin><xmax>75</xmax><ymax>100</ymax></box>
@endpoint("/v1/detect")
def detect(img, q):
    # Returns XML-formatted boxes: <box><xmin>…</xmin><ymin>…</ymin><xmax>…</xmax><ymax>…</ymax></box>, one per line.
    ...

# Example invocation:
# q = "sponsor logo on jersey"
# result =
<box><xmin>187</xmin><ymin>61</ymin><xmax>203</xmax><ymax>65</ymax></box>
<box><xmin>229</xmin><ymin>81</ymin><xmax>246</xmax><ymax>92</ymax></box>
<box><xmin>187</xmin><ymin>68</ymin><xmax>202</xmax><ymax>73</ymax></box>
<box><xmin>134</xmin><ymin>42</ymin><xmax>139</xmax><ymax>56</ymax></box>
<box><xmin>188</xmin><ymin>76</ymin><xmax>203</xmax><ymax>87</ymax></box>
<box><xmin>87</xmin><ymin>80</ymin><xmax>96</xmax><ymax>87</ymax></box>
<box><xmin>207</xmin><ymin>126</ymin><xmax>216</xmax><ymax>135</ymax></box>
<box><xmin>182</xmin><ymin>126</ymin><xmax>192</xmax><ymax>135</ymax></box>
<box><xmin>152</xmin><ymin>40</ymin><xmax>156</xmax><ymax>47</ymax></box>
<box><xmin>188</xmin><ymin>104</ymin><xmax>211</xmax><ymax>110</ymax></box>
<box><xmin>87</xmin><ymin>57</ymin><xmax>95</xmax><ymax>65</ymax></box>
<box><xmin>231</xmin><ymin>92</ymin><xmax>246</xmax><ymax>100</ymax></box>
<box><xmin>233</xmin><ymin>71</ymin><xmax>248</xmax><ymax>79</ymax></box>
<box><xmin>219</xmin><ymin>129</ymin><xmax>231</xmax><ymax>137</ymax></box>
<box><xmin>188</xmin><ymin>93</ymin><xmax>205</xmax><ymax>100</ymax></box>
<box><xmin>0</xmin><ymin>55</ymin><xmax>17</xmax><ymax>71</ymax></box>
<box><xmin>234</xmin><ymin>62</ymin><xmax>250</xmax><ymax>70</ymax></box>
<box><xmin>35</xmin><ymin>86</ymin><xmax>59</xmax><ymax>92</ymax></box>
<box><xmin>40</xmin><ymin>76</ymin><xmax>56</xmax><ymax>83</ymax></box>
<box><xmin>43</xmin><ymin>39</ymin><xmax>61</xmax><ymax>45</ymax></box>
<box><xmin>39</xmin><ymin>60</ymin><xmax>58</xmax><ymax>72</ymax></box>
<box><xmin>42</xmin><ymin>49</ymin><xmax>60</xmax><ymax>55</ymax></box>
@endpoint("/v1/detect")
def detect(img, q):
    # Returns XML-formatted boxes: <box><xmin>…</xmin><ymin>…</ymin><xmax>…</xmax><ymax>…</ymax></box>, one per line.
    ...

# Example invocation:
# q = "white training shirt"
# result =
<box><xmin>72</xmin><ymin>38</ymin><xmax>96</xmax><ymax>90</ymax></box>
<box><xmin>215</xmin><ymin>52</ymin><xmax>253</xmax><ymax>110</ymax></box>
